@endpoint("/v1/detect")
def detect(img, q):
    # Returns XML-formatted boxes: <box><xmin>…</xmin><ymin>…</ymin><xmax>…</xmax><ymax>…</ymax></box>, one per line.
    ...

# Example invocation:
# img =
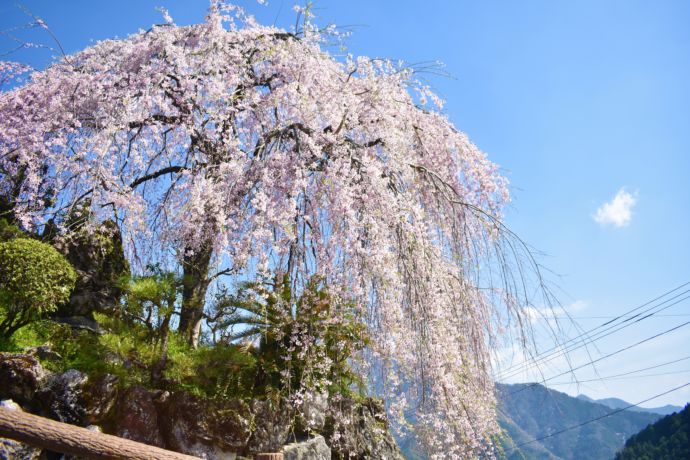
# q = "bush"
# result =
<box><xmin>0</xmin><ymin>218</ymin><xmax>25</xmax><ymax>242</ymax></box>
<box><xmin>210</xmin><ymin>274</ymin><xmax>368</xmax><ymax>398</ymax></box>
<box><xmin>0</xmin><ymin>238</ymin><xmax>76</xmax><ymax>338</ymax></box>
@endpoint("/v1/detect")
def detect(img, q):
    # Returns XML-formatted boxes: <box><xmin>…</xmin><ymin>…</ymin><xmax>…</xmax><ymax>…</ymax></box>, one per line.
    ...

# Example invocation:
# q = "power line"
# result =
<box><xmin>506</xmin><ymin>319</ymin><xmax>690</xmax><ymax>396</ymax></box>
<box><xmin>549</xmin><ymin>369</ymin><xmax>690</xmax><ymax>385</ymax></box>
<box><xmin>546</xmin><ymin>355</ymin><xmax>690</xmax><ymax>385</ymax></box>
<box><xmin>498</xmin><ymin>285</ymin><xmax>690</xmax><ymax>379</ymax></box>
<box><xmin>508</xmin><ymin>381</ymin><xmax>690</xmax><ymax>452</ymax></box>
<box><xmin>498</xmin><ymin>290</ymin><xmax>690</xmax><ymax>381</ymax></box>
<box><xmin>537</xmin><ymin>314</ymin><xmax>690</xmax><ymax>320</ymax></box>
<box><xmin>497</xmin><ymin>281</ymin><xmax>690</xmax><ymax>379</ymax></box>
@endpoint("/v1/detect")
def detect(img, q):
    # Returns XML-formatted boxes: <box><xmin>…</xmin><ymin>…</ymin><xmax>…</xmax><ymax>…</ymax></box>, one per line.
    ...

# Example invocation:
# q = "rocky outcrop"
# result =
<box><xmin>155</xmin><ymin>390</ymin><xmax>251</xmax><ymax>457</ymax></box>
<box><xmin>0</xmin><ymin>437</ymin><xmax>41</xmax><ymax>460</ymax></box>
<box><xmin>0</xmin><ymin>353</ymin><xmax>403</xmax><ymax>459</ymax></box>
<box><xmin>82</xmin><ymin>373</ymin><xmax>119</xmax><ymax>424</ymax></box>
<box><xmin>246</xmin><ymin>398</ymin><xmax>293</xmax><ymax>453</ymax></box>
<box><xmin>113</xmin><ymin>385</ymin><xmax>166</xmax><ymax>447</ymax></box>
<box><xmin>283</xmin><ymin>435</ymin><xmax>331</xmax><ymax>460</ymax></box>
<box><xmin>40</xmin><ymin>369</ymin><xmax>89</xmax><ymax>424</ymax></box>
<box><xmin>53</xmin><ymin>220</ymin><xmax>130</xmax><ymax>318</ymax></box>
<box><xmin>0</xmin><ymin>353</ymin><xmax>47</xmax><ymax>411</ymax></box>
<box><xmin>325</xmin><ymin>397</ymin><xmax>404</xmax><ymax>460</ymax></box>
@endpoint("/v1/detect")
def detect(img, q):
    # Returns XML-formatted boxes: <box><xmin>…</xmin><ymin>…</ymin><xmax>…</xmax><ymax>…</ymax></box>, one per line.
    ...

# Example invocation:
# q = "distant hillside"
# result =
<box><xmin>615</xmin><ymin>404</ymin><xmax>690</xmax><ymax>460</ymax></box>
<box><xmin>397</xmin><ymin>383</ymin><xmax>662</xmax><ymax>459</ymax></box>
<box><xmin>577</xmin><ymin>394</ymin><xmax>683</xmax><ymax>416</ymax></box>
<box><xmin>498</xmin><ymin>383</ymin><xmax>661</xmax><ymax>460</ymax></box>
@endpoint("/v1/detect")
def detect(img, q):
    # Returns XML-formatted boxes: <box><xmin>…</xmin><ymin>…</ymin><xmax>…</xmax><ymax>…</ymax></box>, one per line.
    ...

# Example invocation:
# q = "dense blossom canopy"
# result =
<box><xmin>0</xmin><ymin>4</ymin><xmax>541</xmax><ymax>457</ymax></box>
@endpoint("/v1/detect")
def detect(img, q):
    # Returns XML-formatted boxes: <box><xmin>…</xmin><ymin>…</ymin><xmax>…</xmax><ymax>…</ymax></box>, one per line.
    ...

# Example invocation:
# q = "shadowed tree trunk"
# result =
<box><xmin>178</xmin><ymin>242</ymin><xmax>213</xmax><ymax>348</ymax></box>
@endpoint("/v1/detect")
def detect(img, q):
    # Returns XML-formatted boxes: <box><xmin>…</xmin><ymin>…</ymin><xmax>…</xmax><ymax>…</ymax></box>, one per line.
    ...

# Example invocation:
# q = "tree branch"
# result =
<box><xmin>129</xmin><ymin>166</ymin><xmax>186</xmax><ymax>188</ymax></box>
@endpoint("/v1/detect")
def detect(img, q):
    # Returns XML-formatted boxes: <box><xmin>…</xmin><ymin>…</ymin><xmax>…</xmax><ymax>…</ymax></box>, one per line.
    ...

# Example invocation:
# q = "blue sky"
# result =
<box><xmin>2</xmin><ymin>0</ymin><xmax>689</xmax><ymax>407</ymax></box>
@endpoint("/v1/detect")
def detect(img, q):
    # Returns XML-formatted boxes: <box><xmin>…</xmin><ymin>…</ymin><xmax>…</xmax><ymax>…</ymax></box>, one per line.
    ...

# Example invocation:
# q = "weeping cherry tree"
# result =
<box><xmin>0</xmin><ymin>3</ymin><xmax>552</xmax><ymax>457</ymax></box>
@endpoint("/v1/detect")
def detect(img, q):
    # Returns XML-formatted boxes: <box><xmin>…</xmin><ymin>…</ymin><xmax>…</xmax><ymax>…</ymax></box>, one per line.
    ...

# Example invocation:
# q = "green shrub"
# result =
<box><xmin>121</xmin><ymin>271</ymin><xmax>177</xmax><ymax>341</ymax></box>
<box><xmin>210</xmin><ymin>274</ymin><xmax>368</xmax><ymax>398</ymax></box>
<box><xmin>0</xmin><ymin>218</ymin><xmax>25</xmax><ymax>242</ymax></box>
<box><xmin>171</xmin><ymin>343</ymin><xmax>258</xmax><ymax>399</ymax></box>
<box><xmin>0</xmin><ymin>238</ymin><xmax>76</xmax><ymax>338</ymax></box>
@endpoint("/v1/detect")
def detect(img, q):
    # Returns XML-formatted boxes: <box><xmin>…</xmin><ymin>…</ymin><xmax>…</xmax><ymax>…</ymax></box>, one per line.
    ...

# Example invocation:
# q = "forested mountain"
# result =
<box><xmin>615</xmin><ymin>404</ymin><xmax>690</xmax><ymax>460</ymax></box>
<box><xmin>397</xmin><ymin>383</ymin><xmax>663</xmax><ymax>459</ymax></box>
<box><xmin>498</xmin><ymin>383</ymin><xmax>661</xmax><ymax>460</ymax></box>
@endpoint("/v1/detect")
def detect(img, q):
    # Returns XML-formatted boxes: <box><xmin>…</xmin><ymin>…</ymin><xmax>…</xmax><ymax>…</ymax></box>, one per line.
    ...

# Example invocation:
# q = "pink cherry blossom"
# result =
<box><xmin>0</xmin><ymin>4</ymin><xmax>544</xmax><ymax>457</ymax></box>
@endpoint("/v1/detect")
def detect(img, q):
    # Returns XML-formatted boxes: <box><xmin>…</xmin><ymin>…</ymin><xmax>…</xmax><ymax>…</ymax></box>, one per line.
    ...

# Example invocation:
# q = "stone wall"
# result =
<box><xmin>0</xmin><ymin>352</ymin><xmax>403</xmax><ymax>459</ymax></box>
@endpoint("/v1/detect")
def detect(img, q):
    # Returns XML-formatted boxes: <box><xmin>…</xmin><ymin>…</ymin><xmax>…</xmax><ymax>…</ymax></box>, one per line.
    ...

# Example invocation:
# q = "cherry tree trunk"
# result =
<box><xmin>0</xmin><ymin>406</ymin><xmax>200</xmax><ymax>459</ymax></box>
<box><xmin>178</xmin><ymin>242</ymin><xmax>213</xmax><ymax>347</ymax></box>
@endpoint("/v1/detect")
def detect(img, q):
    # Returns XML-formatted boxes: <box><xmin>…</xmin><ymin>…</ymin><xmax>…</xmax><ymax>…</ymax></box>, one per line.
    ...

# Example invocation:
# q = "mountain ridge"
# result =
<box><xmin>576</xmin><ymin>394</ymin><xmax>682</xmax><ymax>416</ymax></box>
<box><xmin>398</xmin><ymin>383</ymin><xmax>664</xmax><ymax>459</ymax></box>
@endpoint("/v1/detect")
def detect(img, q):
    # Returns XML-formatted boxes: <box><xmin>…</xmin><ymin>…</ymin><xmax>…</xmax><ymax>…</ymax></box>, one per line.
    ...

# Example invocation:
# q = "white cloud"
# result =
<box><xmin>593</xmin><ymin>188</ymin><xmax>637</xmax><ymax>227</ymax></box>
<box><xmin>567</xmin><ymin>299</ymin><xmax>589</xmax><ymax>314</ymax></box>
<box><xmin>522</xmin><ymin>300</ymin><xmax>588</xmax><ymax>325</ymax></box>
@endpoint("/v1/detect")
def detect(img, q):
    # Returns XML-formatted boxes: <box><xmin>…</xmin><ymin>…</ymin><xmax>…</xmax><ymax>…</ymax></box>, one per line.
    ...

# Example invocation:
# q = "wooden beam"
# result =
<box><xmin>0</xmin><ymin>406</ymin><xmax>201</xmax><ymax>460</ymax></box>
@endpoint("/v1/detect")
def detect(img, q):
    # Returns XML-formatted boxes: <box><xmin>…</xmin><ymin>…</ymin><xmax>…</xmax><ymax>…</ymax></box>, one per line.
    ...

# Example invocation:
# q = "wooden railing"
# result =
<box><xmin>0</xmin><ymin>405</ymin><xmax>286</xmax><ymax>459</ymax></box>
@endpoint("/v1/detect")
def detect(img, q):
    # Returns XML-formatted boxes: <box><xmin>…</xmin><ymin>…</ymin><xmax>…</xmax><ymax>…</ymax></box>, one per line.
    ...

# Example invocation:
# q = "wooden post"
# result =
<box><xmin>0</xmin><ymin>406</ymin><xmax>201</xmax><ymax>459</ymax></box>
<box><xmin>256</xmin><ymin>454</ymin><xmax>284</xmax><ymax>460</ymax></box>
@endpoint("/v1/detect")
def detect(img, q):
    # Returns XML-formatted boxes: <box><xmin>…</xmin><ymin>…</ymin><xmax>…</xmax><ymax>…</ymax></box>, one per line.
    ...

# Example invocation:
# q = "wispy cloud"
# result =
<box><xmin>523</xmin><ymin>300</ymin><xmax>589</xmax><ymax>325</ymax></box>
<box><xmin>593</xmin><ymin>188</ymin><xmax>637</xmax><ymax>228</ymax></box>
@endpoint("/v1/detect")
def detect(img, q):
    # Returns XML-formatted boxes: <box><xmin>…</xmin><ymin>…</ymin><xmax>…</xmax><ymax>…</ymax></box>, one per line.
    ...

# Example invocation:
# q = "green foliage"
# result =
<box><xmin>615</xmin><ymin>404</ymin><xmax>690</xmax><ymax>460</ymax></box>
<box><xmin>121</xmin><ymin>270</ymin><xmax>178</xmax><ymax>340</ymax></box>
<box><xmin>171</xmin><ymin>343</ymin><xmax>258</xmax><ymax>399</ymax></box>
<box><xmin>0</xmin><ymin>319</ymin><xmax>59</xmax><ymax>352</ymax></box>
<box><xmin>0</xmin><ymin>218</ymin><xmax>25</xmax><ymax>242</ymax></box>
<box><xmin>0</xmin><ymin>265</ymin><xmax>366</xmax><ymax>404</ymax></box>
<box><xmin>0</xmin><ymin>238</ymin><xmax>76</xmax><ymax>338</ymax></box>
<box><xmin>210</xmin><ymin>274</ymin><xmax>369</xmax><ymax>398</ymax></box>
<box><xmin>18</xmin><ymin>312</ymin><xmax>257</xmax><ymax>399</ymax></box>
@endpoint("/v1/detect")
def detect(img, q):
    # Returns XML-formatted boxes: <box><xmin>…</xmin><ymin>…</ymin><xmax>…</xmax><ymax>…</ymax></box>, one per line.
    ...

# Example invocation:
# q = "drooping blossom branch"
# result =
<box><xmin>0</xmin><ymin>3</ymin><xmax>555</xmax><ymax>457</ymax></box>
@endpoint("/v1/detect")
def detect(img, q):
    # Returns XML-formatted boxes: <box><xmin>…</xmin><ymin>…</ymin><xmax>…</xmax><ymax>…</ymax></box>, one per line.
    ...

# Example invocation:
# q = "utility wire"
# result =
<box><xmin>538</xmin><ymin>314</ymin><xmax>690</xmax><ymax>320</ymax></box>
<box><xmin>508</xmin><ymin>381</ymin><xmax>690</xmax><ymax>452</ymax></box>
<box><xmin>549</xmin><ymin>369</ymin><xmax>690</xmax><ymax>385</ymax></box>
<box><xmin>498</xmin><ymin>290</ymin><xmax>690</xmax><ymax>381</ymax></box>
<box><xmin>506</xmin><ymin>319</ymin><xmax>690</xmax><ymax>396</ymax></box>
<box><xmin>546</xmin><ymin>355</ymin><xmax>690</xmax><ymax>385</ymax></box>
<box><xmin>498</xmin><ymin>286</ymin><xmax>690</xmax><ymax>379</ymax></box>
<box><xmin>497</xmin><ymin>281</ymin><xmax>690</xmax><ymax>378</ymax></box>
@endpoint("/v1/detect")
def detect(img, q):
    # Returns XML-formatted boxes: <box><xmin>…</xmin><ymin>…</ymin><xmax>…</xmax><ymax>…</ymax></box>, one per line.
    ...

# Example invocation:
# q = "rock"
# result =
<box><xmin>40</xmin><ymin>369</ymin><xmax>89</xmax><ymax>424</ymax></box>
<box><xmin>113</xmin><ymin>385</ymin><xmax>165</xmax><ymax>447</ymax></box>
<box><xmin>0</xmin><ymin>399</ymin><xmax>21</xmax><ymax>411</ymax></box>
<box><xmin>300</xmin><ymin>392</ymin><xmax>328</xmax><ymax>433</ymax></box>
<box><xmin>283</xmin><ymin>435</ymin><xmax>331</xmax><ymax>460</ymax></box>
<box><xmin>27</xmin><ymin>345</ymin><xmax>63</xmax><ymax>362</ymax></box>
<box><xmin>0</xmin><ymin>353</ymin><xmax>48</xmax><ymax>410</ymax></box>
<box><xmin>324</xmin><ymin>397</ymin><xmax>404</xmax><ymax>460</ymax></box>
<box><xmin>0</xmin><ymin>351</ymin><xmax>403</xmax><ymax>460</ymax></box>
<box><xmin>177</xmin><ymin>444</ymin><xmax>237</xmax><ymax>460</ymax></box>
<box><xmin>82</xmin><ymin>374</ymin><xmax>119</xmax><ymax>424</ymax></box>
<box><xmin>52</xmin><ymin>316</ymin><xmax>103</xmax><ymax>334</ymax></box>
<box><xmin>0</xmin><ymin>437</ymin><xmax>41</xmax><ymax>460</ymax></box>
<box><xmin>246</xmin><ymin>399</ymin><xmax>293</xmax><ymax>453</ymax></box>
<box><xmin>54</xmin><ymin>220</ymin><xmax>129</xmax><ymax>318</ymax></box>
<box><xmin>156</xmin><ymin>391</ymin><xmax>249</xmax><ymax>458</ymax></box>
